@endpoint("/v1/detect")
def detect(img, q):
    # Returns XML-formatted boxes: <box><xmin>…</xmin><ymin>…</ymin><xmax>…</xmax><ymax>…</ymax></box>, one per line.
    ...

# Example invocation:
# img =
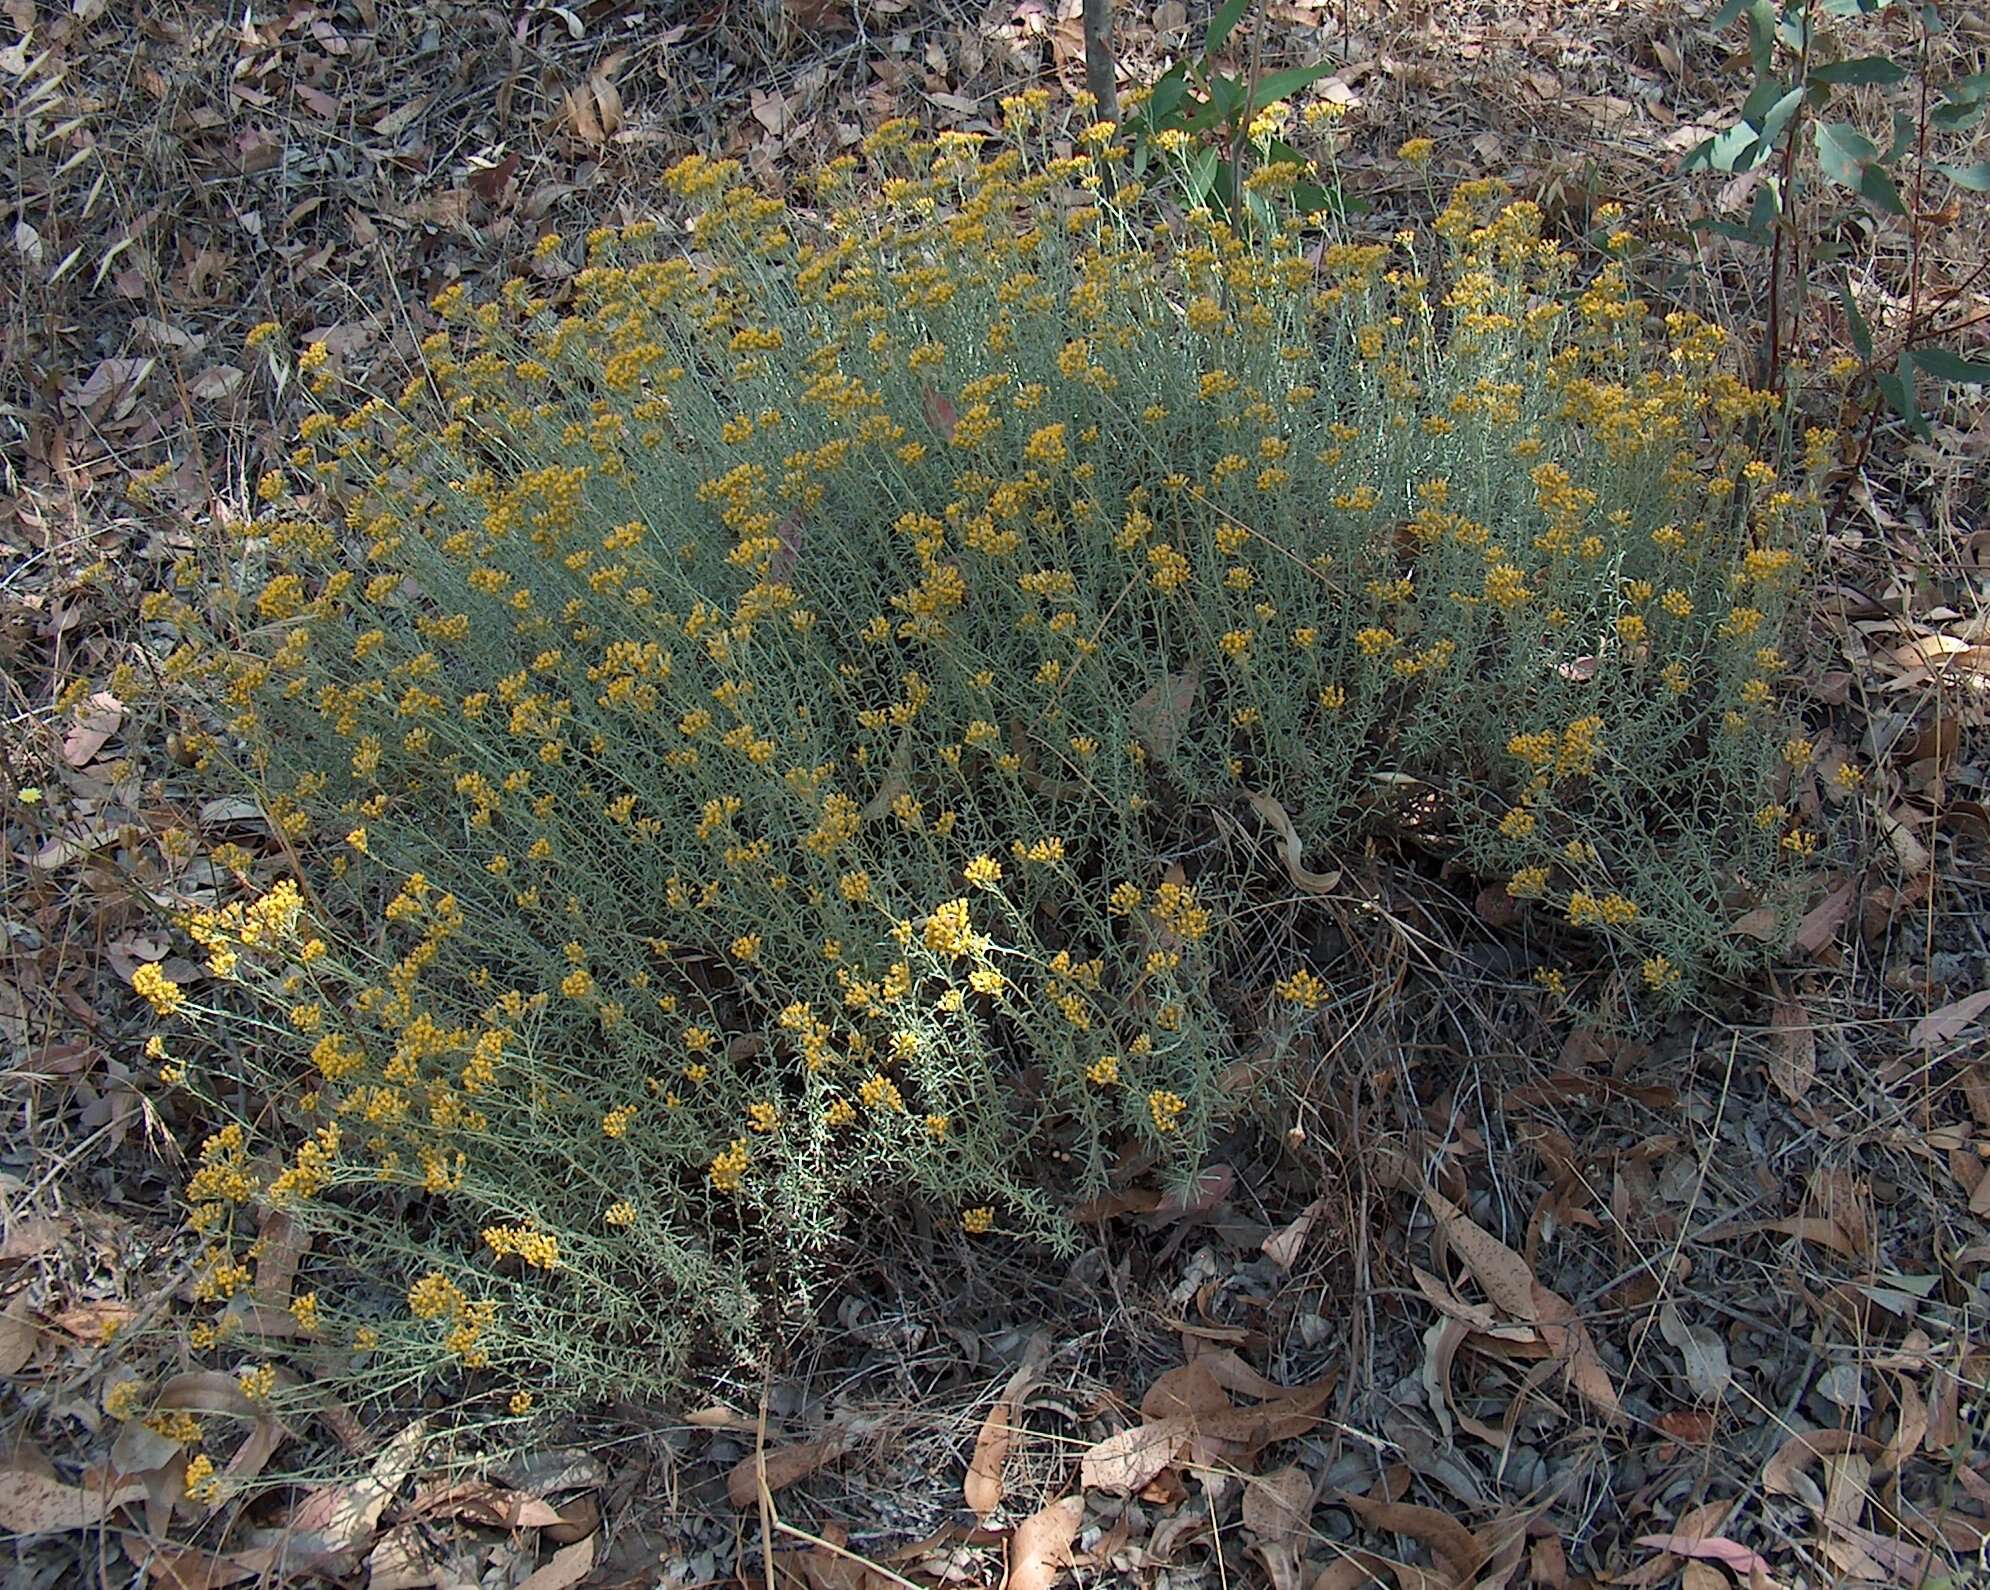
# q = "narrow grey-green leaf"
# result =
<box><xmin>1879</xmin><ymin>351</ymin><xmax>1930</xmax><ymax>440</ymax></box>
<box><xmin>1881</xmin><ymin>108</ymin><xmax>1916</xmax><ymax>164</ymax></box>
<box><xmin>1146</xmin><ymin>66</ymin><xmax>1190</xmax><ymax>126</ymax></box>
<box><xmin>1187</xmin><ymin>144</ymin><xmax>1221</xmax><ymax>203</ymax></box>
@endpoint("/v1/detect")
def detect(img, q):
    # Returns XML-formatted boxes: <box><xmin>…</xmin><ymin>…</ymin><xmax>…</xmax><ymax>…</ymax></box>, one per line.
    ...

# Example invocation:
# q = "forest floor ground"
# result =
<box><xmin>4</xmin><ymin>0</ymin><xmax>1990</xmax><ymax>1586</ymax></box>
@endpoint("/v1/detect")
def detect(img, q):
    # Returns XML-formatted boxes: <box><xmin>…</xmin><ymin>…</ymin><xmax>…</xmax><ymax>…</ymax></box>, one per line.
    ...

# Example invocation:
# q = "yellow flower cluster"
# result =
<box><xmin>709</xmin><ymin>1138</ymin><xmax>750</xmax><ymax>1193</ymax></box>
<box><xmin>482</xmin><ymin>1225</ymin><xmax>560</xmax><ymax>1270</ymax></box>
<box><xmin>132</xmin><ymin>962</ymin><xmax>185</xmax><ymax>1016</ymax></box>
<box><xmin>407</xmin><ymin>1271</ymin><xmax>500</xmax><ymax>1366</ymax></box>
<box><xmin>1276</xmin><ymin>969</ymin><xmax>1329</xmax><ymax>1009</ymax></box>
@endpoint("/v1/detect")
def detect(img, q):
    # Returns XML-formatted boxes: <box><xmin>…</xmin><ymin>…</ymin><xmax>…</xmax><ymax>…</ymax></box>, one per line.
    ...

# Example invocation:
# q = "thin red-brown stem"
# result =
<box><xmin>1763</xmin><ymin>0</ymin><xmax>1817</xmax><ymax>393</ymax></box>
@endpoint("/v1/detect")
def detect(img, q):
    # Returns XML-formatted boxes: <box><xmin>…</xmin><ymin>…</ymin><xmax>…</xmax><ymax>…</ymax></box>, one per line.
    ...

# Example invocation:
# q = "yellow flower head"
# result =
<box><xmin>923</xmin><ymin>897</ymin><xmax>974</xmax><ymax>959</ymax></box>
<box><xmin>1276</xmin><ymin>968</ymin><xmax>1328</xmax><ymax>1009</ymax></box>
<box><xmin>709</xmin><ymin>1138</ymin><xmax>750</xmax><ymax>1193</ymax></box>
<box><xmin>132</xmin><ymin>962</ymin><xmax>185</xmax><ymax>1017</ymax></box>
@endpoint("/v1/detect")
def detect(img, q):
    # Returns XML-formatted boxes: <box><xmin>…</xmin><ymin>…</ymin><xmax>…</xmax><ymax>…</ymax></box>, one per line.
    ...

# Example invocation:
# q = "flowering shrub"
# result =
<box><xmin>138</xmin><ymin>97</ymin><xmax>1835</xmax><ymax>1433</ymax></box>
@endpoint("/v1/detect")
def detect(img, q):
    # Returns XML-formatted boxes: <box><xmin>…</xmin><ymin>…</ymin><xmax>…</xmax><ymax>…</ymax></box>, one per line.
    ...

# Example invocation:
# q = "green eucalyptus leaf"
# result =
<box><xmin>1945</xmin><ymin>69</ymin><xmax>1990</xmax><ymax>103</ymax></box>
<box><xmin>1936</xmin><ymin>160</ymin><xmax>1990</xmax><ymax>190</ymax></box>
<box><xmin>1810</xmin><ymin>55</ymin><xmax>1909</xmax><ymax>86</ymax></box>
<box><xmin>1179</xmin><ymin>92</ymin><xmax>1230</xmax><ymax>135</ymax></box>
<box><xmin>1878</xmin><ymin>350</ymin><xmax>1930</xmax><ymax>439</ymax></box>
<box><xmin>1745</xmin><ymin>0</ymin><xmax>1778</xmax><ymax>78</ymax></box>
<box><xmin>1741</xmin><ymin>74</ymin><xmax>1792</xmax><ymax>124</ymax></box>
<box><xmin>1688</xmin><ymin>120</ymin><xmax>1772</xmax><ymax>173</ymax></box>
<box><xmin>1881</xmin><ymin>108</ymin><xmax>1916</xmax><ymax>164</ymax></box>
<box><xmin>1754</xmin><ymin>85</ymin><xmax>1806</xmax><ymax>150</ymax></box>
<box><xmin>1874</xmin><ymin>364</ymin><xmax>1910</xmax><ymax>417</ymax></box>
<box><xmin>1252</xmin><ymin>61</ymin><xmax>1339</xmax><ymax>107</ymax></box>
<box><xmin>1930</xmin><ymin>97</ymin><xmax>1986</xmax><ymax>130</ymax></box>
<box><xmin>1913</xmin><ymin>347</ymin><xmax>1990</xmax><ymax>384</ymax></box>
<box><xmin>1775</xmin><ymin>4</ymin><xmax>1812</xmax><ymax>53</ymax></box>
<box><xmin>1817</xmin><ymin>0</ymin><xmax>1890</xmax><ymax>13</ymax></box>
<box><xmin>1687</xmin><ymin>214</ymin><xmax>1774</xmax><ymax>243</ymax></box>
<box><xmin>1814</xmin><ymin>119</ymin><xmax>1877</xmax><ymax>186</ymax></box>
<box><xmin>1858</xmin><ymin>162</ymin><xmax>1905</xmax><ymax>214</ymax></box>
<box><xmin>1147</xmin><ymin>65</ymin><xmax>1190</xmax><ymax>126</ymax></box>
<box><xmin>1203</xmin><ymin>0</ymin><xmax>1253</xmax><ymax>57</ymax></box>
<box><xmin>1292</xmin><ymin>180</ymin><xmax>1358</xmax><ymax>217</ymax></box>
